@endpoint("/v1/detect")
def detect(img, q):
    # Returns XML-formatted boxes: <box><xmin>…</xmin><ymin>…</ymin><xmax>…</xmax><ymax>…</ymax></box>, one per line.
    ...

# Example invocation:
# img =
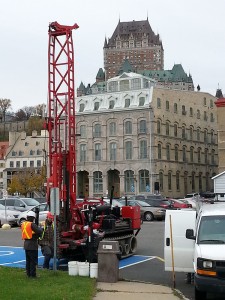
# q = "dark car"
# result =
<box><xmin>143</xmin><ymin>198</ymin><xmax>173</xmax><ymax>209</ymax></box>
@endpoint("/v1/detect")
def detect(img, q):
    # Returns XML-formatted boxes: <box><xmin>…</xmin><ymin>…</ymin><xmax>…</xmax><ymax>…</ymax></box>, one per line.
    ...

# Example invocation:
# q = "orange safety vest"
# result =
<box><xmin>21</xmin><ymin>221</ymin><xmax>35</xmax><ymax>240</ymax></box>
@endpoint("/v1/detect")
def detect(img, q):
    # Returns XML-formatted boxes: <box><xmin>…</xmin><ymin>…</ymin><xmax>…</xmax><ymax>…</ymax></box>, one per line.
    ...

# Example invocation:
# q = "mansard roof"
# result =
<box><xmin>106</xmin><ymin>19</ymin><xmax>162</xmax><ymax>47</ymax></box>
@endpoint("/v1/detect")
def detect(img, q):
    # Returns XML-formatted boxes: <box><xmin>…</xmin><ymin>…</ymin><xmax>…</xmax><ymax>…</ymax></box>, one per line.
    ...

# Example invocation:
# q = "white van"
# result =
<box><xmin>164</xmin><ymin>203</ymin><xmax>225</xmax><ymax>299</ymax></box>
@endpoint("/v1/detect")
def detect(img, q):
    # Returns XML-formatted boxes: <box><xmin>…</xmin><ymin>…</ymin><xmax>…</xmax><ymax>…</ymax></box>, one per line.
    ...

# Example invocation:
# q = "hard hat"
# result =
<box><xmin>27</xmin><ymin>211</ymin><xmax>36</xmax><ymax>218</ymax></box>
<box><xmin>47</xmin><ymin>212</ymin><xmax>54</xmax><ymax>219</ymax></box>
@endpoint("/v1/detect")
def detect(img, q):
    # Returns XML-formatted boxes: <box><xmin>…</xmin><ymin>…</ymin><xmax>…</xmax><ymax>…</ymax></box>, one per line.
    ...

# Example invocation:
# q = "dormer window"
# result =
<box><xmin>79</xmin><ymin>103</ymin><xmax>85</xmax><ymax>112</ymax></box>
<box><xmin>12</xmin><ymin>151</ymin><xmax>17</xmax><ymax>156</ymax></box>
<box><xmin>109</xmin><ymin>100</ymin><xmax>115</xmax><ymax>109</ymax></box>
<box><xmin>125</xmin><ymin>99</ymin><xmax>130</xmax><ymax>108</ymax></box>
<box><xmin>30</xmin><ymin>150</ymin><xmax>35</xmax><ymax>155</ymax></box>
<box><xmin>94</xmin><ymin>102</ymin><xmax>100</xmax><ymax>111</ymax></box>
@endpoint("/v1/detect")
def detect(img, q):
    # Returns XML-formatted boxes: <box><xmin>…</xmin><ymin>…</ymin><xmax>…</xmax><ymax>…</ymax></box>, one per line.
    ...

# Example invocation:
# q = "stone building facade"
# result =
<box><xmin>75</xmin><ymin>72</ymin><xmax>218</xmax><ymax>198</ymax></box>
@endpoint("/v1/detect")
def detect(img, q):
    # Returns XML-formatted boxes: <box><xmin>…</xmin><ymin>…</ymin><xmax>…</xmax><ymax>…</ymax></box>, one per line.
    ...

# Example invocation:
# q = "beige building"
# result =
<box><xmin>215</xmin><ymin>97</ymin><xmax>225</xmax><ymax>173</ymax></box>
<box><xmin>75</xmin><ymin>72</ymin><xmax>218</xmax><ymax>198</ymax></box>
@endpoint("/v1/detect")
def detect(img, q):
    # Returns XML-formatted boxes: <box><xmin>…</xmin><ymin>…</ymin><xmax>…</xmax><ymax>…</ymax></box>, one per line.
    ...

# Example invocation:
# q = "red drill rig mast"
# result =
<box><xmin>47</xmin><ymin>21</ymin><xmax>79</xmax><ymax>229</ymax></box>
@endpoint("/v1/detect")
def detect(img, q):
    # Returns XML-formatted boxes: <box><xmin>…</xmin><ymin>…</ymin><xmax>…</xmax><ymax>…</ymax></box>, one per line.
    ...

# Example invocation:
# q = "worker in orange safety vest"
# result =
<box><xmin>21</xmin><ymin>211</ymin><xmax>43</xmax><ymax>278</ymax></box>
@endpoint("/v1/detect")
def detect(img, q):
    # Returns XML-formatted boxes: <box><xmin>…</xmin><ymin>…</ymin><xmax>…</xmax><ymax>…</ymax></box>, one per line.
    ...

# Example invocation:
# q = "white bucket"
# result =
<box><xmin>68</xmin><ymin>261</ymin><xmax>78</xmax><ymax>276</ymax></box>
<box><xmin>90</xmin><ymin>263</ymin><xmax>98</xmax><ymax>278</ymax></box>
<box><xmin>78</xmin><ymin>262</ymin><xmax>89</xmax><ymax>277</ymax></box>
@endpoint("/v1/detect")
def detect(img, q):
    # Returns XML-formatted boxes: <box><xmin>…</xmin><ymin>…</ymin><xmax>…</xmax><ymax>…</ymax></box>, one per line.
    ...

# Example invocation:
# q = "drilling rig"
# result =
<box><xmin>46</xmin><ymin>21</ymin><xmax>141</xmax><ymax>263</ymax></box>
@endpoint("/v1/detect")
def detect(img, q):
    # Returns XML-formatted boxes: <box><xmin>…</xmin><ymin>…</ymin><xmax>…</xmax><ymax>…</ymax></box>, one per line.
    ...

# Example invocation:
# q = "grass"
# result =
<box><xmin>0</xmin><ymin>266</ymin><xmax>96</xmax><ymax>300</ymax></box>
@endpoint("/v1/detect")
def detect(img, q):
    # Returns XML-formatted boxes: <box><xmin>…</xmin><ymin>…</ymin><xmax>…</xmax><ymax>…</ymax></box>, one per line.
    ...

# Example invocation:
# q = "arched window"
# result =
<box><xmin>93</xmin><ymin>171</ymin><xmax>103</xmax><ymax>193</ymax></box>
<box><xmin>166</xmin><ymin>122</ymin><xmax>170</xmax><ymax>136</ymax></box>
<box><xmin>125</xmin><ymin>141</ymin><xmax>132</xmax><ymax>160</ymax></box>
<box><xmin>175</xmin><ymin>145</ymin><xmax>179</xmax><ymax>161</ymax></box>
<box><xmin>109</xmin><ymin>122</ymin><xmax>116</xmax><ymax>136</ymax></box>
<box><xmin>176</xmin><ymin>172</ymin><xmax>180</xmax><ymax>191</ymax></box>
<box><xmin>158</xmin><ymin>144</ymin><xmax>162</xmax><ymax>159</ymax></box>
<box><xmin>159</xmin><ymin>171</ymin><xmax>164</xmax><ymax>191</ymax></box>
<box><xmin>168</xmin><ymin>172</ymin><xmax>172</xmax><ymax>190</ymax></box>
<box><xmin>157</xmin><ymin>120</ymin><xmax>161</xmax><ymax>134</ymax></box>
<box><xmin>124</xmin><ymin>170</ymin><xmax>135</xmax><ymax>193</ymax></box>
<box><xmin>125</xmin><ymin>121</ymin><xmax>132</xmax><ymax>134</ymax></box>
<box><xmin>166</xmin><ymin>144</ymin><xmax>170</xmax><ymax>161</ymax></box>
<box><xmin>139</xmin><ymin>169</ymin><xmax>150</xmax><ymax>192</ymax></box>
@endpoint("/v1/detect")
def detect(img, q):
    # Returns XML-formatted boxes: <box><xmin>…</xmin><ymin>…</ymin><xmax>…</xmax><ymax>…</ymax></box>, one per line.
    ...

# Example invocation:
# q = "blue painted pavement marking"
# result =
<box><xmin>119</xmin><ymin>255</ymin><xmax>155</xmax><ymax>269</ymax></box>
<box><xmin>0</xmin><ymin>246</ymin><xmax>154</xmax><ymax>270</ymax></box>
<box><xmin>0</xmin><ymin>246</ymin><xmax>44</xmax><ymax>268</ymax></box>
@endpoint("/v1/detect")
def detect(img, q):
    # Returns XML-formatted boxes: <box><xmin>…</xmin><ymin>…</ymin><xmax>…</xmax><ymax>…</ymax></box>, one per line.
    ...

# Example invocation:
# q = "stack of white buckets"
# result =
<box><xmin>68</xmin><ymin>261</ymin><xmax>98</xmax><ymax>278</ymax></box>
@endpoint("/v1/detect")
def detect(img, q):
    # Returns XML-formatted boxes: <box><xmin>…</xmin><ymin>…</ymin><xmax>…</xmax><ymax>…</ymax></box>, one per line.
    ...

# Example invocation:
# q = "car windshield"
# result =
<box><xmin>22</xmin><ymin>198</ymin><xmax>39</xmax><ymax>206</ymax></box>
<box><xmin>198</xmin><ymin>216</ymin><xmax>225</xmax><ymax>244</ymax></box>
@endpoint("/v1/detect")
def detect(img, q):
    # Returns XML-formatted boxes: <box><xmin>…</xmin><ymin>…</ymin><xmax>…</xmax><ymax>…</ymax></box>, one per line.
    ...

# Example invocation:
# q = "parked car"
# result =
<box><xmin>143</xmin><ymin>198</ymin><xmax>173</xmax><ymax>209</ymax></box>
<box><xmin>168</xmin><ymin>199</ymin><xmax>192</xmax><ymax>209</ymax></box>
<box><xmin>0</xmin><ymin>204</ymin><xmax>19</xmax><ymax>227</ymax></box>
<box><xmin>103</xmin><ymin>199</ymin><xmax>123</xmax><ymax>207</ymax></box>
<box><xmin>0</xmin><ymin>197</ymin><xmax>39</xmax><ymax>212</ymax></box>
<box><xmin>120</xmin><ymin>199</ymin><xmax>165</xmax><ymax>221</ymax></box>
<box><xmin>17</xmin><ymin>203</ymin><xmax>49</xmax><ymax>226</ymax></box>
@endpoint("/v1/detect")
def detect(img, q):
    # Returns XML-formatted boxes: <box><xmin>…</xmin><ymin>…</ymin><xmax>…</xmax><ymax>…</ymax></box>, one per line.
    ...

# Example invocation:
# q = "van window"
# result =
<box><xmin>197</xmin><ymin>216</ymin><xmax>225</xmax><ymax>244</ymax></box>
<box><xmin>0</xmin><ymin>199</ymin><xmax>16</xmax><ymax>206</ymax></box>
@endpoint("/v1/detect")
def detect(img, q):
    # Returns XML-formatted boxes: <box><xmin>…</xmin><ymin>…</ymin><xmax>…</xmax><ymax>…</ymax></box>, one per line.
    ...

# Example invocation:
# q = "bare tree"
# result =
<box><xmin>0</xmin><ymin>98</ymin><xmax>12</xmax><ymax>122</ymax></box>
<box><xmin>35</xmin><ymin>103</ymin><xmax>46</xmax><ymax>117</ymax></box>
<box><xmin>14</xmin><ymin>109</ymin><xmax>27</xmax><ymax>121</ymax></box>
<box><xmin>22</xmin><ymin>106</ymin><xmax>35</xmax><ymax>120</ymax></box>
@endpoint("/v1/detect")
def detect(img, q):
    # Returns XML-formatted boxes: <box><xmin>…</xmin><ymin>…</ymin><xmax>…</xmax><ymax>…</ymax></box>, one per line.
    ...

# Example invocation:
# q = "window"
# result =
<box><xmin>197</xmin><ymin>109</ymin><xmax>200</xmax><ymax>119</ymax></box>
<box><xmin>30</xmin><ymin>150</ymin><xmax>34</xmax><ymax>155</ymax></box>
<box><xmin>109</xmin><ymin>122</ymin><xmax>116</xmax><ymax>136</ymax></box>
<box><xmin>203</xmin><ymin>97</ymin><xmax>207</xmax><ymax>106</ymax></box>
<box><xmin>131</xmin><ymin>78</ymin><xmax>141</xmax><ymax>89</ymax></box>
<box><xmin>204</xmin><ymin>130</ymin><xmax>208</xmax><ymax>143</ymax></box>
<box><xmin>139</xmin><ymin>120</ymin><xmax>146</xmax><ymax>133</ymax></box>
<box><xmin>204</xmin><ymin>149</ymin><xmax>208</xmax><ymax>164</ymax></box>
<box><xmin>37</xmin><ymin>160</ymin><xmax>41</xmax><ymax>167</ymax></box>
<box><xmin>93</xmin><ymin>171</ymin><xmax>103</xmax><ymax>193</ymax></box>
<box><xmin>159</xmin><ymin>171</ymin><xmax>163</xmax><ymax>191</ymax></box>
<box><xmin>139</xmin><ymin>169</ymin><xmax>150</xmax><ymax>192</ymax></box>
<box><xmin>211</xmin><ymin>130</ymin><xmax>214</xmax><ymax>143</ymax></box>
<box><xmin>19</xmin><ymin>151</ymin><xmax>23</xmax><ymax>156</ymax></box>
<box><xmin>93</xmin><ymin>124</ymin><xmax>101</xmax><ymax>137</ymax></box>
<box><xmin>166</xmin><ymin>100</ymin><xmax>169</xmax><ymax>111</ymax></box>
<box><xmin>211</xmin><ymin>149</ymin><xmax>215</xmax><ymax>164</ymax></box>
<box><xmin>174</xmin><ymin>124</ymin><xmax>178</xmax><ymax>137</ymax></box>
<box><xmin>168</xmin><ymin>172</ymin><xmax>172</xmax><ymax>190</ymax></box>
<box><xmin>176</xmin><ymin>172</ymin><xmax>180</xmax><ymax>190</ymax></box>
<box><xmin>125</xmin><ymin>141</ymin><xmax>132</xmax><ymax>160</ymax></box>
<box><xmin>210</xmin><ymin>113</ymin><xmax>214</xmax><ymax>122</ymax></box>
<box><xmin>80</xmin><ymin>125</ymin><xmax>87</xmax><ymax>138</ymax></box>
<box><xmin>120</xmin><ymin>80</ymin><xmax>129</xmax><ymax>91</ymax></box>
<box><xmin>190</xmin><ymin>127</ymin><xmax>193</xmax><ymax>140</ymax></box>
<box><xmin>10</xmin><ymin>161</ymin><xmax>14</xmax><ymax>168</ymax></box>
<box><xmin>125</xmin><ymin>98</ymin><xmax>130</xmax><ymax>108</ymax></box>
<box><xmin>174</xmin><ymin>103</ymin><xmax>178</xmax><ymax>113</ymax></box>
<box><xmin>166</xmin><ymin>122</ymin><xmax>170</xmax><ymax>136</ymax></box>
<box><xmin>166</xmin><ymin>144</ymin><xmax>170</xmax><ymax>160</ymax></box>
<box><xmin>199</xmin><ymin>173</ymin><xmax>202</xmax><ymax>191</ymax></box>
<box><xmin>190</xmin><ymin>107</ymin><xmax>193</xmax><ymax>117</ymax></box>
<box><xmin>204</xmin><ymin>111</ymin><xmax>207</xmax><ymax>121</ymax></box>
<box><xmin>108</xmin><ymin>81</ymin><xmax>118</xmax><ymax>92</ymax></box>
<box><xmin>94</xmin><ymin>144</ymin><xmax>101</xmax><ymax>161</ymax></box>
<box><xmin>30</xmin><ymin>161</ymin><xmax>34</xmax><ymax>167</ymax></box>
<box><xmin>157</xmin><ymin>120</ymin><xmax>161</xmax><ymax>134</ymax></box>
<box><xmin>109</xmin><ymin>100</ymin><xmax>115</xmax><ymax>109</ymax></box>
<box><xmin>190</xmin><ymin>147</ymin><xmax>194</xmax><ymax>163</ymax></box>
<box><xmin>210</xmin><ymin>99</ymin><xmax>213</xmax><ymax>108</ymax></box>
<box><xmin>158</xmin><ymin>144</ymin><xmax>162</xmax><ymax>159</ymax></box>
<box><xmin>197</xmin><ymin>128</ymin><xmax>200</xmax><ymax>141</ymax></box>
<box><xmin>157</xmin><ymin>98</ymin><xmax>161</xmax><ymax>108</ymax></box>
<box><xmin>192</xmin><ymin>172</ymin><xmax>195</xmax><ymax>191</ymax></box>
<box><xmin>182</xmin><ymin>105</ymin><xmax>186</xmax><ymax>115</ymax></box>
<box><xmin>37</xmin><ymin>149</ymin><xmax>42</xmax><ymax>155</ymax></box>
<box><xmin>25</xmin><ymin>142</ymin><xmax>29</xmax><ymax>146</ymax></box>
<box><xmin>79</xmin><ymin>103</ymin><xmax>85</xmax><ymax>112</ymax></box>
<box><xmin>23</xmin><ymin>161</ymin><xmax>27</xmax><ymax>168</ymax></box>
<box><xmin>110</xmin><ymin>142</ymin><xmax>117</xmax><ymax>160</ymax></box>
<box><xmin>182</xmin><ymin>146</ymin><xmax>186</xmax><ymax>162</ymax></box>
<box><xmin>139</xmin><ymin>97</ymin><xmax>145</xmax><ymax>106</ymax></box>
<box><xmin>12</xmin><ymin>151</ymin><xmax>16</xmax><ymax>156</ymax></box>
<box><xmin>124</xmin><ymin>170</ymin><xmax>135</xmax><ymax>193</ymax></box>
<box><xmin>197</xmin><ymin>148</ymin><xmax>201</xmax><ymax>163</ymax></box>
<box><xmin>125</xmin><ymin>121</ymin><xmax>132</xmax><ymax>134</ymax></box>
<box><xmin>16</xmin><ymin>161</ymin><xmax>20</xmax><ymax>168</ymax></box>
<box><xmin>140</xmin><ymin>140</ymin><xmax>147</xmax><ymax>159</ymax></box>
<box><xmin>80</xmin><ymin>144</ymin><xmax>87</xmax><ymax>162</ymax></box>
<box><xmin>182</xmin><ymin>126</ymin><xmax>186</xmax><ymax>139</ymax></box>
<box><xmin>94</xmin><ymin>102</ymin><xmax>100</xmax><ymax>111</ymax></box>
<box><xmin>175</xmin><ymin>145</ymin><xmax>179</xmax><ymax>161</ymax></box>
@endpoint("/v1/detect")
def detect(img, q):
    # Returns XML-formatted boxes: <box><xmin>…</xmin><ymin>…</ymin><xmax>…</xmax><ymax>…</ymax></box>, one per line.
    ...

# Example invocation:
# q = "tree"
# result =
<box><xmin>22</xmin><ymin>106</ymin><xmax>35</xmax><ymax>120</ymax></box>
<box><xmin>14</xmin><ymin>109</ymin><xmax>27</xmax><ymax>121</ymax></box>
<box><xmin>35</xmin><ymin>103</ymin><xmax>46</xmax><ymax>117</ymax></box>
<box><xmin>7</xmin><ymin>168</ymin><xmax>46</xmax><ymax>197</ymax></box>
<box><xmin>0</xmin><ymin>98</ymin><xmax>12</xmax><ymax>122</ymax></box>
<box><xmin>27</xmin><ymin>115</ymin><xmax>45</xmax><ymax>135</ymax></box>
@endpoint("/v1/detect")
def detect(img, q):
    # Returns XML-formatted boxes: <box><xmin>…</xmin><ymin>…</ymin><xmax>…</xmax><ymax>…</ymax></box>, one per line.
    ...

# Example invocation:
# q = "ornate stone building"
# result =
<box><xmin>103</xmin><ymin>19</ymin><xmax>164</xmax><ymax>80</ymax></box>
<box><xmin>75</xmin><ymin>72</ymin><xmax>218</xmax><ymax>199</ymax></box>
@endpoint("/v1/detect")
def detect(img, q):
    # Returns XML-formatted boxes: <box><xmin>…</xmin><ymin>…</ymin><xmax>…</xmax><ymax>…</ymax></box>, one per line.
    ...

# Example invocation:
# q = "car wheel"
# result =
<box><xmin>18</xmin><ymin>218</ymin><xmax>26</xmax><ymax>226</ymax></box>
<box><xmin>195</xmin><ymin>287</ymin><xmax>206</xmax><ymax>300</ymax></box>
<box><xmin>144</xmin><ymin>212</ymin><xmax>154</xmax><ymax>222</ymax></box>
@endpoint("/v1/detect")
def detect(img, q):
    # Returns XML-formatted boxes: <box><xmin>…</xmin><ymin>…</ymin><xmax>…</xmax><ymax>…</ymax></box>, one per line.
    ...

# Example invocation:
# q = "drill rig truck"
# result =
<box><xmin>46</xmin><ymin>21</ymin><xmax>141</xmax><ymax>263</ymax></box>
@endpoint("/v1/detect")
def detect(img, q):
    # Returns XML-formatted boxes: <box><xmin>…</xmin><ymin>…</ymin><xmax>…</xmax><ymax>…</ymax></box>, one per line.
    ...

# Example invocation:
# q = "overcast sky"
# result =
<box><xmin>1</xmin><ymin>0</ymin><xmax>225</xmax><ymax>112</ymax></box>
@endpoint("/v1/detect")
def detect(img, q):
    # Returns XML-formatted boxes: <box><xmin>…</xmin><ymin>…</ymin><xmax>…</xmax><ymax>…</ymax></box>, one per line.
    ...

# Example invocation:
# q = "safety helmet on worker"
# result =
<box><xmin>47</xmin><ymin>212</ymin><xmax>54</xmax><ymax>220</ymax></box>
<box><xmin>27</xmin><ymin>211</ymin><xmax>36</xmax><ymax>219</ymax></box>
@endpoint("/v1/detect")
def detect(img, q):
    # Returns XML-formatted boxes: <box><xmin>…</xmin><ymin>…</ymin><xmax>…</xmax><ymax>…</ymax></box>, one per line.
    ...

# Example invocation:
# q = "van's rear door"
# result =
<box><xmin>164</xmin><ymin>209</ymin><xmax>196</xmax><ymax>272</ymax></box>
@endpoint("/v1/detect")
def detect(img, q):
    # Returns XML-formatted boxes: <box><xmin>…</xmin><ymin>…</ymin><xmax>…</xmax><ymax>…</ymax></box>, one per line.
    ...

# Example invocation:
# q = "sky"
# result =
<box><xmin>1</xmin><ymin>0</ymin><xmax>225</xmax><ymax>112</ymax></box>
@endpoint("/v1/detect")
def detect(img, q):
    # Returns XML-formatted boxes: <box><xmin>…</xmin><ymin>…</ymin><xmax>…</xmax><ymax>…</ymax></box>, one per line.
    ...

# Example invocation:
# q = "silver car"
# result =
<box><xmin>17</xmin><ymin>203</ymin><xmax>49</xmax><ymax>226</ymax></box>
<box><xmin>0</xmin><ymin>204</ymin><xmax>19</xmax><ymax>227</ymax></box>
